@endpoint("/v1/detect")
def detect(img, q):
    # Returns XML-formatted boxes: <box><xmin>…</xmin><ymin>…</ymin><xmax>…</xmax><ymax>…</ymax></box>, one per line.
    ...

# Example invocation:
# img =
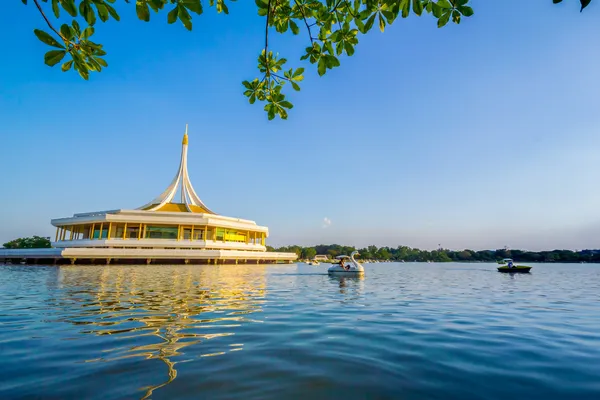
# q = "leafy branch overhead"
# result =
<box><xmin>25</xmin><ymin>0</ymin><xmax>593</xmax><ymax>120</ymax></box>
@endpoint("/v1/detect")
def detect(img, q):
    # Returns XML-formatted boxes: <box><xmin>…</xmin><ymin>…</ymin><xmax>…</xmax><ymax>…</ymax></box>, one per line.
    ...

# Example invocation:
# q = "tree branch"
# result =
<box><xmin>32</xmin><ymin>0</ymin><xmax>66</xmax><ymax>42</ymax></box>
<box><xmin>343</xmin><ymin>0</ymin><xmax>360</xmax><ymax>19</ymax></box>
<box><xmin>294</xmin><ymin>0</ymin><xmax>314</xmax><ymax>44</ymax></box>
<box><xmin>264</xmin><ymin>0</ymin><xmax>272</xmax><ymax>81</ymax></box>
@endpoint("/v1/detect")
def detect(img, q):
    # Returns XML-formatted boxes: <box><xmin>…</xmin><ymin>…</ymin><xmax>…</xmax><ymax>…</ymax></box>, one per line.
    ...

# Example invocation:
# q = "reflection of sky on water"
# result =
<box><xmin>49</xmin><ymin>265</ymin><xmax>268</xmax><ymax>399</ymax></box>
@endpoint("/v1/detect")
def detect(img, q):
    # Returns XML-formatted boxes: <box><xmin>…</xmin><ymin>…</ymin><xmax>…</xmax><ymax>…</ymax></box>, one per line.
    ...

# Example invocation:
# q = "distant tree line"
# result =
<box><xmin>267</xmin><ymin>244</ymin><xmax>600</xmax><ymax>263</ymax></box>
<box><xmin>2</xmin><ymin>236</ymin><xmax>51</xmax><ymax>249</ymax></box>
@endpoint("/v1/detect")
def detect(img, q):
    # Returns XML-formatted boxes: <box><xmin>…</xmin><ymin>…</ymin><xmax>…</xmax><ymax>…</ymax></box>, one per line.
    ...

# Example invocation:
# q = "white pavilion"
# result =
<box><xmin>0</xmin><ymin>127</ymin><xmax>296</xmax><ymax>265</ymax></box>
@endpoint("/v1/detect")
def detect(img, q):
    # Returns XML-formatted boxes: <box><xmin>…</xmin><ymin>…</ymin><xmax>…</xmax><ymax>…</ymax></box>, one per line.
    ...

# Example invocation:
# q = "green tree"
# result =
<box><xmin>23</xmin><ymin>0</ymin><xmax>587</xmax><ymax>120</ymax></box>
<box><xmin>3</xmin><ymin>236</ymin><xmax>52</xmax><ymax>249</ymax></box>
<box><xmin>302</xmin><ymin>247</ymin><xmax>317</xmax><ymax>259</ymax></box>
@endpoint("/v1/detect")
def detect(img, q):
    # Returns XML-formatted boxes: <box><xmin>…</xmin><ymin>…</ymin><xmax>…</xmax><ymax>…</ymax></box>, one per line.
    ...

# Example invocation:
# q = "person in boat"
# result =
<box><xmin>339</xmin><ymin>259</ymin><xmax>349</xmax><ymax>271</ymax></box>
<box><xmin>508</xmin><ymin>260</ymin><xmax>515</xmax><ymax>268</ymax></box>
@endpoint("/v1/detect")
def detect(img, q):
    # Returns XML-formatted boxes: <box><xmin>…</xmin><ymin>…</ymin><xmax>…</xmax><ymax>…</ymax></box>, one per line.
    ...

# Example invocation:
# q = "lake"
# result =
<box><xmin>1</xmin><ymin>262</ymin><xmax>599</xmax><ymax>399</ymax></box>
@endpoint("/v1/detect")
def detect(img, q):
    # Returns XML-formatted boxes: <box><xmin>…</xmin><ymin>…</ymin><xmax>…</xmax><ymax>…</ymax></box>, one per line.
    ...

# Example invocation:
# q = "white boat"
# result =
<box><xmin>328</xmin><ymin>251</ymin><xmax>364</xmax><ymax>275</ymax></box>
<box><xmin>312</xmin><ymin>260</ymin><xmax>320</xmax><ymax>266</ymax></box>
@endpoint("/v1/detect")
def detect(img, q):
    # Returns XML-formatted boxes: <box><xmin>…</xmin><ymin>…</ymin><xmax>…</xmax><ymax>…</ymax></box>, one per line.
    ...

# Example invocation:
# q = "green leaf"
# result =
<box><xmin>60</xmin><ymin>0</ymin><xmax>77</xmax><ymax>17</ymax></box>
<box><xmin>317</xmin><ymin>58</ymin><xmax>326</xmax><ymax>76</ymax></box>
<box><xmin>266</xmin><ymin>104</ymin><xmax>275</xmax><ymax>120</ymax></box>
<box><xmin>413</xmin><ymin>0</ymin><xmax>423</xmax><ymax>16</ymax></box>
<box><xmin>182</xmin><ymin>0</ymin><xmax>203</xmax><ymax>14</ymax></box>
<box><xmin>293</xmin><ymin>67</ymin><xmax>304</xmax><ymax>78</ymax></box>
<box><xmin>437</xmin><ymin>0</ymin><xmax>452</xmax><ymax>9</ymax></box>
<box><xmin>581</xmin><ymin>0</ymin><xmax>591</xmax><ymax>11</ymax></box>
<box><xmin>291</xmin><ymin>82</ymin><xmax>300</xmax><ymax>91</ymax></box>
<box><xmin>457</xmin><ymin>5</ymin><xmax>474</xmax><ymax>17</ymax></box>
<box><xmin>178</xmin><ymin>5</ymin><xmax>193</xmax><ymax>30</ymax></box>
<box><xmin>34</xmin><ymin>29</ymin><xmax>65</xmax><ymax>49</ymax></box>
<box><xmin>74</xmin><ymin>61</ymin><xmax>90</xmax><ymax>80</ymax></box>
<box><xmin>437</xmin><ymin>10</ymin><xmax>451</xmax><ymax>28</ymax></box>
<box><xmin>364</xmin><ymin>13</ymin><xmax>376</xmax><ymax>32</ymax></box>
<box><xmin>51</xmin><ymin>0</ymin><xmax>60</xmax><ymax>18</ymax></box>
<box><xmin>290</xmin><ymin>20</ymin><xmax>299</xmax><ymax>35</ymax></box>
<box><xmin>344</xmin><ymin>42</ymin><xmax>354</xmax><ymax>56</ymax></box>
<box><xmin>44</xmin><ymin>50</ymin><xmax>67</xmax><ymax>66</ymax></box>
<box><xmin>61</xmin><ymin>60</ymin><xmax>73</xmax><ymax>72</ymax></box>
<box><xmin>60</xmin><ymin>24</ymin><xmax>73</xmax><ymax>41</ymax></box>
<box><xmin>72</xmin><ymin>20</ymin><xmax>81</xmax><ymax>36</ymax></box>
<box><xmin>80</xmin><ymin>2</ymin><xmax>96</xmax><ymax>26</ymax></box>
<box><xmin>96</xmin><ymin>4</ymin><xmax>109</xmax><ymax>22</ymax></box>
<box><xmin>82</xmin><ymin>26</ymin><xmax>94</xmax><ymax>39</ymax></box>
<box><xmin>379</xmin><ymin>13</ymin><xmax>386</xmax><ymax>32</ymax></box>
<box><xmin>105</xmin><ymin>3</ymin><xmax>120</xmax><ymax>21</ymax></box>
<box><xmin>452</xmin><ymin>10</ymin><xmax>460</xmax><ymax>24</ymax></box>
<box><xmin>400</xmin><ymin>0</ymin><xmax>411</xmax><ymax>18</ymax></box>
<box><xmin>167</xmin><ymin>7</ymin><xmax>178</xmax><ymax>23</ymax></box>
<box><xmin>136</xmin><ymin>1</ymin><xmax>150</xmax><ymax>22</ymax></box>
<box><xmin>95</xmin><ymin>57</ymin><xmax>108</xmax><ymax>67</ymax></box>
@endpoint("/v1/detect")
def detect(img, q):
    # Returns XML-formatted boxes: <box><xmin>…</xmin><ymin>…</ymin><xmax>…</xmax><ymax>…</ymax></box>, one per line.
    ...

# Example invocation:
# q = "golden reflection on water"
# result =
<box><xmin>52</xmin><ymin>264</ymin><xmax>269</xmax><ymax>399</ymax></box>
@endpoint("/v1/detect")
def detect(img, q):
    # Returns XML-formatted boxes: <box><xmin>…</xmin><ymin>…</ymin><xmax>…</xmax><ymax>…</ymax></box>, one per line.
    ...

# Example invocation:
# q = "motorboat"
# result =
<box><xmin>497</xmin><ymin>258</ymin><xmax>532</xmax><ymax>273</ymax></box>
<box><xmin>328</xmin><ymin>251</ymin><xmax>364</xmax><ymax>275</ymax></box>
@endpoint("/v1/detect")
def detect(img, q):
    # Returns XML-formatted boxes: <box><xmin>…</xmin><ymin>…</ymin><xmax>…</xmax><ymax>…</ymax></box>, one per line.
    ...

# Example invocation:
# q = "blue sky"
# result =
<box><xmin>1</xmin><ymin>0</ymin><xmax>599</xmax><ymax>251</ymax></box>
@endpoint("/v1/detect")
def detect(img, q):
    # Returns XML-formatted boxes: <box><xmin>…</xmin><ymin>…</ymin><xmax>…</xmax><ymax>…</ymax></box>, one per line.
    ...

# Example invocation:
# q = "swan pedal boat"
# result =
<box><xmin>328</xmin><ymin>251</ymin><xmax>364</xmax><ymax>275</ymax></box>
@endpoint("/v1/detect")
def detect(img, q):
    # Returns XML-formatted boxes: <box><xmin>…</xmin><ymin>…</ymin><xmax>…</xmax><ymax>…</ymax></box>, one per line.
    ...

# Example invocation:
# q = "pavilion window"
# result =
<box><xmin>192</xmin><ymin>228</ymin><xmax>204</xmax><ymax>241</ymax></box>
<box><xmin>182</xmin><ymin>227</ymin><xmax>192</xmax><ymax>240</ymax></box>
<box><xmin>92</xmin><ymin>224</ymin><xmax>108</xmax><ymax>239</ymax></box>
<box><xmin>81</xmin><ymin>224</ymin><xmax>90</xmax><ymax>239</ymax></box>
<box><xmin>126</xmin><ymin>225</ymin><xmax>140</xmax><ymax>239</ymax></box>
<box><xmin>145</xmin><ymin>226</ymin><xmax>179</xmax><ymax>239</ymax></box>
<box><xmin>111</xmin><ymin>223</ymin><xmax>125</xmax><ymax>239</ymax></box>
<box><xmin>215</xmin><ymin>228</ymin><xmax>225</xmax><ymax>241</ymax></box>
<box><xmin>224</xmin><ymin>230</ymin><xmax>246</xmax><ymax>243</ymax></box>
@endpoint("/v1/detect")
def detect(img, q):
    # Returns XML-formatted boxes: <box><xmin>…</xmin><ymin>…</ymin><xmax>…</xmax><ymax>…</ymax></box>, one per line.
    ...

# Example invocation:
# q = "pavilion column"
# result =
<box><xmin>123</xmin><ymin>223</ymin><xmax>128</xmax><ymax>240</ymax></box>
<box><xmin>55</xmin><ymin>227</ymin><xmax>59</xmax><ymax>242</ymax></box>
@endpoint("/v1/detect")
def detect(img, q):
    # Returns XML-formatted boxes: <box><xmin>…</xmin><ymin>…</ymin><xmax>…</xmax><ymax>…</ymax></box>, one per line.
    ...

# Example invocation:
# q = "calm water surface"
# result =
<box><xmin>1</xmin><ymin>262</ymin><xmax>599</xmax><ymax>399</ymax></box>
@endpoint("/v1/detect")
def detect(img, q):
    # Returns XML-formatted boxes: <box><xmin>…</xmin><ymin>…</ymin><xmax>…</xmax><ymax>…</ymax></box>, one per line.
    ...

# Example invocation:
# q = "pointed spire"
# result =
<box><xmin>137</xmin><ymin>125</ymin><xmax>214</xmax><ymax>214</ymax></box>
<box><xmin>182</xmin><ymin>123</ymin><xmax>189</xmax><ymax>145</ymax></box>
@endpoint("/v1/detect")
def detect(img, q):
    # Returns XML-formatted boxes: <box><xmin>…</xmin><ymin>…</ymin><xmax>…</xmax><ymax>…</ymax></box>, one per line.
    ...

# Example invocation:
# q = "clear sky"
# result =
<box><xmin>1</xmin><ymin>1</ymin><xmax>599</xmax><ymax>251</ymax></box>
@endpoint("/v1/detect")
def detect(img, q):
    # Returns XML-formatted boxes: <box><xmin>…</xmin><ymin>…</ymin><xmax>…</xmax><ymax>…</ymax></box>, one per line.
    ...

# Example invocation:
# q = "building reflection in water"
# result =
<box><xmin>50</xmin><ymin>264</ymin><xmax>268</xmax><ymax>399</ymax></box>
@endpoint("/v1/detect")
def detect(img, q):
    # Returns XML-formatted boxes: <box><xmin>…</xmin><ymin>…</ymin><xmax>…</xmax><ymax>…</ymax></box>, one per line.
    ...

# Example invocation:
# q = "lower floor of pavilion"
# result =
<box><xmin>0</xmin><ymin>247</ymin><xmax>297</xmax><ymax>266</ymax></box>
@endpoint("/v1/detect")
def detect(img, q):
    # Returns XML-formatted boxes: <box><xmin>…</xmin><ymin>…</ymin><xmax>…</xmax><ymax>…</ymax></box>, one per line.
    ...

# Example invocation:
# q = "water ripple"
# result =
<box><xmin>1</xmin><ymin>263</ymin><xmax>600</xmax><ymax>399</ymax></box>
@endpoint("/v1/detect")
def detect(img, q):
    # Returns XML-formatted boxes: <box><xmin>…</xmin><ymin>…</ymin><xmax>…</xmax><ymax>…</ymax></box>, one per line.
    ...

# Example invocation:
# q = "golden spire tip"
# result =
<box><xmin>182</xmin><ymin>124</ymin><xmax>189</xmax><ymax>145</ymax></box>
